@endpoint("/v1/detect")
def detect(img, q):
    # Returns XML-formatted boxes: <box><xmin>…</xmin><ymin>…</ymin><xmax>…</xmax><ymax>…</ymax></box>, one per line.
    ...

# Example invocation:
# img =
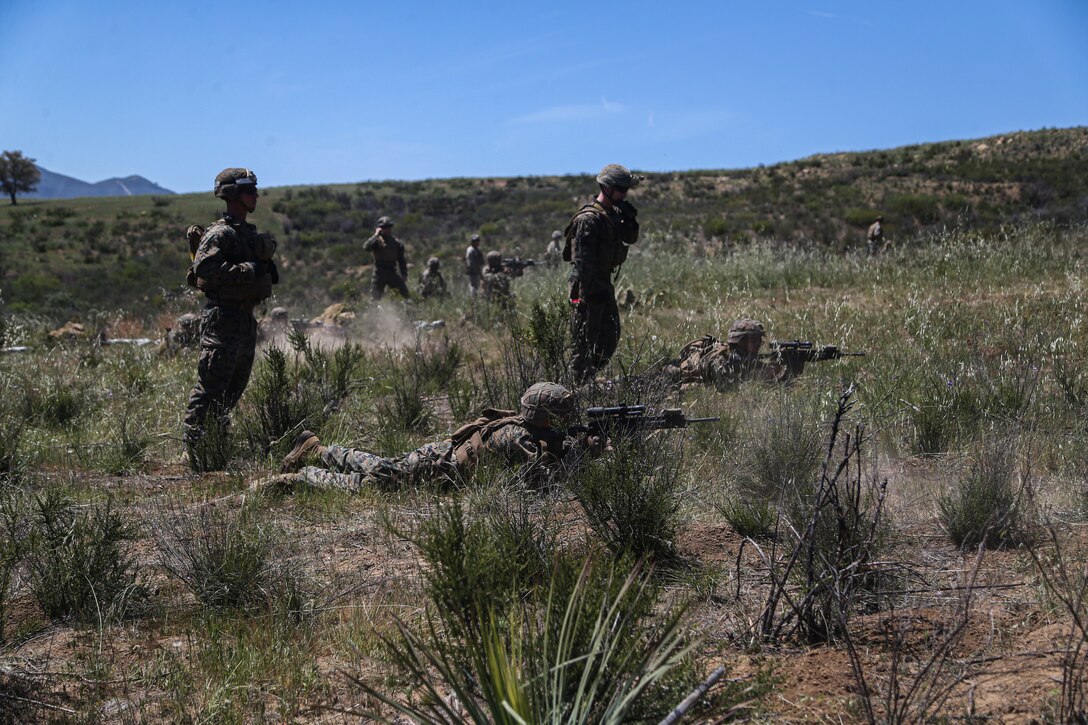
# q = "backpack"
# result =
<box><xmin>445</xmin><ymin>408</ymin><xmax>526</xmax><ymax>472</ymax></box>
<box><xmin>562</xmin><ymin>201</ymin><xmax>623</xmax><ymax>266</ymax></box>
<box><xmin>185</xmin><ymin>224</ymin><xmax>206</xmax><ymax>287</ymax></box>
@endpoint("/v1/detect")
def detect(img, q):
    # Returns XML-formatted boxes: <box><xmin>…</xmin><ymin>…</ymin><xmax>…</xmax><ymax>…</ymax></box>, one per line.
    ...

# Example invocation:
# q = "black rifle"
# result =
<box><xmin>568</xmin><ymin>404</ymin><xmax>719</xmax><ymax>438</ymax></box>
<box><xmin>762</xmin><ymin>340</ymin><xmax>866</xmax><ymax>362</ymax></box>
<box><xmin>502</xmin><ymin>257</ymin><xmax>537</xmax><ymax>275</ymax></box>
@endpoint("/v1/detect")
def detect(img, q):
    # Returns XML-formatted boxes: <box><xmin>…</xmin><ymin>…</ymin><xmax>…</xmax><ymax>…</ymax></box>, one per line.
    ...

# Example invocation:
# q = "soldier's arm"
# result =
<box><xmin>572</xmin><ymin>215</ymin><xmax>608</xmax><ymax>299</ymax></box>
<box><xmin>398</xmin><ymin>243</ymin><xmax>408</xmax><ymax>279</ymax></box>
<box><xmin>362</xmin><ymin>235</ymin><xmax>378</xmax><ymax>252</ymax></box>
<box><xmin>192</xmin><ymin>227</ymin><xmax>257</xmax><ymax>286</ymax></box>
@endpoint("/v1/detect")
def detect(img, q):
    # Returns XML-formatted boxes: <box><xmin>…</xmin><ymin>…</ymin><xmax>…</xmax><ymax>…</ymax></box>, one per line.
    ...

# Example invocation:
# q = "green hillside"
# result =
<box><xmin>2</xmin><ymin>126</ymin><xmax>1086</xmax><ymax>323</ymax></box>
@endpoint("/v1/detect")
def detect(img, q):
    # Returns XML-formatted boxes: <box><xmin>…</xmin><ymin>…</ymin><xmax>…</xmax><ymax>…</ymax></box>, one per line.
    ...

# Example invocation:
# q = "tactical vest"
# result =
<box><xmin>444</xmin><ymin>409</ymin><xmax>565</xmax><ymax>475</ymax></box>
<box><xmin>562</xmin><ymin>201</ymin><xmax>630</xmax><ymax>270</ymax></box>
<box><xmin>189</xmin><ymin>218</ymin><xmax>274</xmax><ymax>304</ymax></box>
<box><xmin>676</xmin><ymin>335</ymin><xmax>734</xmax><ymax>384</ymax></box>
<box><xmin>371</xmin><ymin>236</ymin><xmax>401</xmax><ymax>267</ymax></box>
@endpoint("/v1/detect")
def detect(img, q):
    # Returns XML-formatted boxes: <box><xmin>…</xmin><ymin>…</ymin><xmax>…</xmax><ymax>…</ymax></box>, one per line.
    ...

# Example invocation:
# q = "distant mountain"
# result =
<box><xmin>27</xmin><ymin>166</ymin><xmax>174</xmax><ymax>199</ymax></box>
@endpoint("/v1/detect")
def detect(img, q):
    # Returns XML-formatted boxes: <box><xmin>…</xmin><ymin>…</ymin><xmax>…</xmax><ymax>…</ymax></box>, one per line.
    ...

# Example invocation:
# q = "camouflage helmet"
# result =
<box><xmin>214</xmin><ymin>168</ymin><xmax>258</xmax><ymax>200</ymax></box>
<box><xmin>520</xmin><ymin>382</ymin><xmax>575</xmax><ymax>427</ymax></box>
<box><xmin>376</xmin><ymin>216</ymin><xmax>394</xmax><ymax>228</ymax></box>
<box><xmin>727</xmin><ymin>318</ymin><xmax>765</xmax><ymax>345</ymax></box>
<box><xmin>551</xmin><ymin>230</ymin><xmax>562</xmax><ymax>240</ymax></box>
<box><xmin>427</xmin><ymin>256</ymin><xmax>440</xmax><ymax>269</ymax></box>
<box><xmin>270</xmin><ymin>306</ymin><xmax>289</xmax><ymax>320</ymax></box>
<box><xmin>596</xmin><ymin>164</ymin><xmax>642</xmax><ymax>189</ymax></box>
<box><xmin>486</xmin><ymin>250</ymin><xmax>502</xmax><ymax>267</ymax></box>
<box><xmin>471</xmin><ymin>234</ymin><xmax>481</xmax><ymax>242</ymax></box>
<box><xmin>176</xmin><ymin>312</ymin><xmax>200</xmax><ymax>331</ymax></box>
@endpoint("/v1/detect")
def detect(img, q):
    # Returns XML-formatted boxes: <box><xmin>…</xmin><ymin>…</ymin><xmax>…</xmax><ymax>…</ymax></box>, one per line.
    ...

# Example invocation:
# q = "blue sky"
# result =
<box><xmin>1</xmin><ymin>0</ymin><xmax>1085</xmax><ymax>193</ymax></box>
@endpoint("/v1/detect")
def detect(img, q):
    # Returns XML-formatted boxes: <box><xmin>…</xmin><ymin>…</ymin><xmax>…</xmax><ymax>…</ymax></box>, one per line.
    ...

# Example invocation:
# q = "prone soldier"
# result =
<box><xmin>363</xmin><ymin>216</ymin><xmax>410</xmax><ymax>299</ymax></box>
<box><xmin>665</xmin><ymin>319</ymin><xmax>863</xmax><ymax>391</ymax></box>
<box><xmin>264</xmin><ymin>383</ymin><xmax>596</xmax><ymax>492</ymax></box>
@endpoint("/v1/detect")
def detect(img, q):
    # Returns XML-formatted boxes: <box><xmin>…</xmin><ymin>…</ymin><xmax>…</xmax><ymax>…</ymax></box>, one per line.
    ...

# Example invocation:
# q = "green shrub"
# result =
<box><xmin>27</xmin><ymin>489</ymin><xmax>144</xmax><ymax>623</ymax></box>
<box><xmin>355</xmin><ymin>555</ymin><xmax>741</xmax><ymax>724</ymax></box>
<box><xmin>733</xmin><ymin>393</ymin><xmax>824</xmax><ymax>511</ymax></box>
<box><xmin>156</xmin><ymin>502</ymin><xmax>305</xmax><ymax>614</ymax></box>
<box><xmin>573</xmin><ymin>439</ymin><xmax>683</xmax><ymax>563</ymax></box>
<box><xmin>719</xmin><ymin>498</ymin><xmax>777</xmax><ymax>539</ymax></box>
<box><xmin>21</xmin><ymin>375</ymin><xmax>94</xmax><ymax>429</ymax></box>
<box><xmin>939</xmin><ymin>436</ymin><xmax>1025</xmax><ymax>548</ymax></box>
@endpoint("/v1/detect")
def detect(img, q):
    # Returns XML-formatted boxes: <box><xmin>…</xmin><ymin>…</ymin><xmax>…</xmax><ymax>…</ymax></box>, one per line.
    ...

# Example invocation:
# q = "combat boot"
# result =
<box><xmin>281</xmin><ymin>430</ymin><xmax>325</xmax><ymax>473</ymax></box>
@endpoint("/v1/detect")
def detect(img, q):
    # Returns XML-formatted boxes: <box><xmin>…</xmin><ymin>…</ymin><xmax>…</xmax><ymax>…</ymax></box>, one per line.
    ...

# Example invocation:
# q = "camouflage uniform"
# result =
<box><xmin>544</xmin><ymin>230</ymin><xmax>563</xmax><ymax>265</ymax></box>
<box><xmin>867</xmin><ymin>217</ymin><xmax>884</xmax><ymax>255</ymax></box>
<box><xmin>291</xmin><ymin>383</ymin><xmax>583</xmax><ymax>492</ymax></box>
<box><xmin>665</xmin><ymin>319</ymin><xmax>805</xmax><ymax>390</ymax></box>
<box><xmin>566</xmin><ymin>164</ymin><xmax>641</xmax><ymax>382</ymax></box>
<box><xmin>418</xmin><ymin>257</ymin><xmax>448</xmax><ymax>298</ymax></box>
<box><xmin>364</xmin><ymin>218</ymin><xmax>409</xmax><ymax>299</ymax></box>
<box><xmin>184</xmin><ymin>182</ymin><xmax>277</xmax><ymax>444</ymax></box>
<box><xmin>482</xmin><ymin>251</ymin><xmax>512</xmax><ymax>307</ymax></box>
<box><xmin>465</xmin><ymin>236</ymin><xmax>484</xmax><ymax>296</ymax></box>
<box><xmin>159</xmin><ymin>312</ymin><xmax>201</xmax><ymax>354</ymax></box>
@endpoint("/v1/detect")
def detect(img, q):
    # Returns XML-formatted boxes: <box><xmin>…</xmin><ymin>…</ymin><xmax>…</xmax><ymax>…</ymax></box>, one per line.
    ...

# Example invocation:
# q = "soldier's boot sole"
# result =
<box><xmin>281</xmin><ymin>430</ymin><xmax>322</xmax><ymax>473</ymax></box>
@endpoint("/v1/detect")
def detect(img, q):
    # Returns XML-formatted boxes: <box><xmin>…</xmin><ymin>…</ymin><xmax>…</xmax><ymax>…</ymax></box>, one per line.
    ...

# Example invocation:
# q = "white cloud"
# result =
<box><xmin>508</xmin><ymin>98</ymin><xmax>625</xmax><ymax>125</ymax></box>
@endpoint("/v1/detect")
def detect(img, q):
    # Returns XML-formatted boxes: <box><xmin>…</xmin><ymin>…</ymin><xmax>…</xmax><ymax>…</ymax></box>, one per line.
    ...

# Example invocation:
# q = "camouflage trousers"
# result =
<box><xmin>371</xmin><ymin>267</ymin><xmax>410</xmax><ymax>300</ymax></box>
<box><xmin>571</xmin><ymin>292</ymin><xmax>620</xmax><ymax>382</ymax></box>
<box><xmin>467</xmin><ymin>273</ymin><xmax>482</xmax><ymax>296</ymax></box>
<box><xmin>184</xmin><ymin>305</ymin><xmax>257</xmax><ymax>442</ymax></box>
<box><xmin>297</xmin><ymin>440</ymin><xmax>455</xmax><ymax>492</ymax></box>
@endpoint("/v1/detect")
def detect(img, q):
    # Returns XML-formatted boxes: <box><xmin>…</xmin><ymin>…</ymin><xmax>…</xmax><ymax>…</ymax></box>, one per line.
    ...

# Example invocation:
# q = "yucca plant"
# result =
<box><xmin>353</xmin><ymin>556</ymin><xmax>712</xmax><ymax>724</ymax></box>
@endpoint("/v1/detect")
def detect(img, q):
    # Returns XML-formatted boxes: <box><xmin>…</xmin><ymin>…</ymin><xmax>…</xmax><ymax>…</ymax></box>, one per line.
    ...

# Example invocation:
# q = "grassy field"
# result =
<box><xmin>1</xmin><ymin>125</ymin><xmax>1085</xmax><ymax>324</ymax></box>
<box><xmin>3</xmin><ymin>211</ymin><xmax>1088</xmax><ymax>720</ymax></box>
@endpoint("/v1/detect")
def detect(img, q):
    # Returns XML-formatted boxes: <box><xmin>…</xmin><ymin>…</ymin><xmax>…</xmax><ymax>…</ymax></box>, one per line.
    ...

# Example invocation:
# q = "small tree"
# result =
<box><xmin>0</xmin><ymin>151</ymin><xmax>41</xmax><ymax>205</ymax></box>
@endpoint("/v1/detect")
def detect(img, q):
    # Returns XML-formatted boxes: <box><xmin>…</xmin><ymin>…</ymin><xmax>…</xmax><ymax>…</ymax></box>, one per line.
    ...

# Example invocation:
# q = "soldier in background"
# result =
<box><xmin>184</xmin><ymin>168</ymin><xmax>278</xmax><ymax>468</ymax></box>
<box><xmin>565</xmin><ymin>164</ymin><xmax>642</xmax><ymax>383</ymax></box>
<box><xmin>482</xmin><ymin>250</ymin><xmax>513</xmax><ymax>307</ymax></box>
<box><xmin>158</xmin><ymin>312</ymin><xmax>201</xmax><ymax>355</ymax></box>
<box><xmin>867</xmin><ymin>215</ymin><xmax>885</xmax><ymax>255</ymax></box>
<box><xmin>664</xmin><ymin>319</ymin><xmax>806</xmax><ymax>390</ymax></box>
<box><xmin>418</xmin><ymin>256</ymin><xmax>448</xmax><ymax>299</ymax></box>
<box><xmin>465</xmin><ymin>233</ymin><xmax>484</xmax><ymax>296</ymax></box>
<box><xmin>264</xmin><ymin>383</ymin><xmax>598</xmax><ymax>492</ymax></box>
<box><xmin>544</xmin><ymin>230</ymin><xmax>563</xmax><ymax>265</ymax></box>
<box><xmin>363</xmin><ymin>216</ymin><xmax>409</xmax><ymax>299</ymax></box>
<box><xmin>257</xmin><ymin>306</ymin><xmax>290</xmax><ymax>341</ymax></box>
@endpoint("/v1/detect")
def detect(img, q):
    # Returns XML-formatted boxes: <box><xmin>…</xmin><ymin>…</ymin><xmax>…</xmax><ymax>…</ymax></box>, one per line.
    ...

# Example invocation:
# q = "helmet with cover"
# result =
<box><xmin>427</xmin><ymin>256</ymin><xmax>440</xmax><ymax>270</ymax></box>
<box><xmin>214</xmin><ymin>168</ymin><xmax>258</xmax><ymax>200</ymax></box>
<box><xmin>596</xmin><ymin>163</ymin><xmax>642</xmax><ymax>189</ymax></box>
<box><xmin>520</xmin><ymin>382</ymin><xmax>575</xmax><ymax>428</ymax></box>
<box><xmin>727</xmin><ymin>318</ymin><xmax>765</xmax><ymax>345</ymax></box>
<box><xmin>485</xmin><ymin>250</ymin><xmax>502</xmax><ymax>268</ymax></box>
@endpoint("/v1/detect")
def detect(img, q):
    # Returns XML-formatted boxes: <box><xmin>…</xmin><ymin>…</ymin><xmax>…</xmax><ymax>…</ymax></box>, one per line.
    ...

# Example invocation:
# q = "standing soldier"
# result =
<box><xmin>544</xmin><ymin>230</ymin><xmax>563</xmax><ymax>265</ymax></box>
<box><xmin>418</xmin><ymin>256</ymin><xmax>448</xmax><ymax>299</ymax></box>
<box><xmin>465</xmin><ymin>233</ymin><xmax>484</xmax><ymax>296</ymax></box>
<box><xmin>867</xmin><ymin>215</ymin><xmax>884</xmax><ymax>255</ymax></box>
<box><xmin>482</xmin><ymin>250</ymin><xmax>513</xmax><ymax>307</ymax></box>
<box><xmin>184</xmin><ymin>168</ymin><xmax>278</xmax><ymax>469</ymax></box>
<box><xmin>565</xmin><ymin>163</ymin><xmax>642</xmax><ymax>383</ymax></box>
<box><xmin>363</xmin><ymin>216</ymin><xmax>409</xmax><ymax>299</ymax></box>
